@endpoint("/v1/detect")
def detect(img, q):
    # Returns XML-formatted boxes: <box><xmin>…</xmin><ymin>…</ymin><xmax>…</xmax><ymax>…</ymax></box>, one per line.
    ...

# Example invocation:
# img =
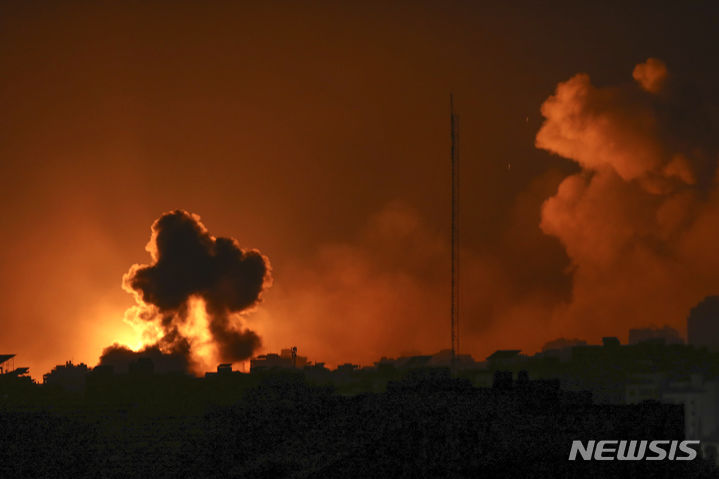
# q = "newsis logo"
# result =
<box><xmin>569</xmin><ymin>440</ymin><xmax>700</xmax><ymax>461</ymax></box>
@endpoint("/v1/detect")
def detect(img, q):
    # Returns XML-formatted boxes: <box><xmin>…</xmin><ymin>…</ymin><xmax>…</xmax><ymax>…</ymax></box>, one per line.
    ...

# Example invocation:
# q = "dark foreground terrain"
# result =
<box><xmin>2</xmin><ymin>368</ymin><xmax>718</xmax><ymax>478</ymax></box>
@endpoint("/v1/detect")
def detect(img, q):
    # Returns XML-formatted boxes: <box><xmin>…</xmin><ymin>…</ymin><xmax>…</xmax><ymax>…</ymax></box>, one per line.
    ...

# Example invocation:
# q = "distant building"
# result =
<box><xmin>427</xmin><ymin>349</ymin><xmax>476</xmax><ymax>369</ymax></box>
<box><xmin>280</xmin><ymin>348</ymin><xmax>308</xmax><ymax>368</ymax></box>
<box><xmin>371</xmin><ymin>350</ymin><xmax>478</xmax><ymax>371</ymax></box>
<box><xmin>0</xmin><ymin>354</ymin><xmax>16</xmax><ymax>375</ymax></box>
<box><xmin>204</xmin><ymin>362</ymin><xmax>242</xmax><ymax>378</ymax></box>
<box><xmin>539</xmin><ymin>339</ymin><xmax>597</xmax><ymax>363</ymax></box>
<box><xmin>0</xmin><ymin>354</ymin><xmax>29</xmax><ymax>378</ymax></box>
<box><xmin>688</xmin><ymin>296</ymin><xmax>719</xmax><ymax>351</ymax></box>
<box><xmin>629</xmin><ymin>326</ymin><xmax>684</xmax><ymax>345</ymax></box>
<box><xmin>303</xmin><ymin>362</ymin><xmax>330</xmax><ymax>381</ymax></box>
<box><xmin>663</xmin><ymin>374</ymin><xmax>719</xmax><ymax>442</ymax></box>
<box><xmin>625</xmin><ymin>371</ymin><xmax>666</xmax><ymax>403</ymax></box>
<box><xmin>541</xmin><ymin>338</ymin><xmax>587</xmax><ymax>352</ymax></box>
<box><xmin>335</xmin><ymin>363</ymin><xmax>360</xmax><ymax>374</ymax></box>
<box><xmin>625</xmin><ymin>370</ymin><xmax>719</xmax><ymax>461</ymax></box>
<box><xmin>43</xmin><ymin>361</ymin><xmax>90</xmax><ymax>393</ymax></box>
<box><xmin>486</xmin><ymin>350</ymin><xmax>525</xmax><ymax>369</ymax></box>
<box><xmin>250</xmin><ymin>347</ymin><xmax>307</xmax><ymax>373</ymax></box>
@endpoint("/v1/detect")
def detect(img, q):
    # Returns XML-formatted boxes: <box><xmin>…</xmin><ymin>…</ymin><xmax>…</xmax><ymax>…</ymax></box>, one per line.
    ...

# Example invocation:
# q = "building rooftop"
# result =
<box><xmin>486</xmin><ymin>350</ymin><xmax>522</xmax><ymax>360</ymax></box>
<box><xmin>0</xmin><ymin>354</ymin><xmax>16</xmax><ymax>365</ymax></box>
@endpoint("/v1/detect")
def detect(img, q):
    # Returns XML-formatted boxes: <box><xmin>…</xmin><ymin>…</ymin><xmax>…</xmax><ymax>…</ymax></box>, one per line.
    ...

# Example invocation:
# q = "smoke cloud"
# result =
<box><xmin>103</xmin><ymin>61</ymin><xmax>719</xmax><ymax>370</ymax></box>
<box><xmin>100</xmin><ymin>210</ymin><xmax>271</xmax><ymax>373</ymax></box>
<box><xmin>536</xmin><ymin>58</ymin><xmax>719</xmax><ymax>340</ymax></box>
<box><xmin>99</xmin><ymin>342</ymin><xmax>191</xmax><ymax>374</ymax></box>
<box><xmin>253</xmin><ymin>200</ymin><xmax>563</xmax><ymax>366</ymax></box>
<box><xmin>633</xmin><ymin>58</ymin><xmax>668</xmax><ymax>94</ymax></box>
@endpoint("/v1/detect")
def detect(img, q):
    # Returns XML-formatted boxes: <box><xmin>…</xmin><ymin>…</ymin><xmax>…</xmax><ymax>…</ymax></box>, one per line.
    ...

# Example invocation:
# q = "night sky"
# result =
<box><xmin>2</xmin><ymin>1</ymin><xmax>719</xmax><ymax>378</ymax></box>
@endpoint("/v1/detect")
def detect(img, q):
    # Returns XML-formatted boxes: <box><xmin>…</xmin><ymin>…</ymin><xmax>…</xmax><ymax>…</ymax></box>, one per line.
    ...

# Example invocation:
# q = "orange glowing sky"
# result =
<box><xmin>2</xmin><ymin>2</ymin><xmax>719</xmax><ymax>379</ymax></box>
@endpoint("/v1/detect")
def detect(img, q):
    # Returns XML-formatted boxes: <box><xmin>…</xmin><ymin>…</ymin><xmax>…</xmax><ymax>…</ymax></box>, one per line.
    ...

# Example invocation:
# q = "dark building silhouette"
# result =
<box><xmin>249</xmin><ymin>347</ymin><xmax>308</xmax><ymax>372</ymax></box>
<box><xmin>43</xmin><ymin>361</ymin><xmax>90</xmax><ymax>393</ymax></box>
<box><xmin>538</xmin><ymin>339</ymin><xmax>586</xmax><ymax>363</ymax></box>
<box><xmin>688</xmin><ymin>296</ymin><xmax>719</xmax><ymax>351</ymax></box>
<box><xmin>629</xmin><ymin>326</ymin><xmax>684</xmax><ymax>345</ymax></box>
<box><xmin>486</xmin><ymin>349</ymin><xmax>524</xmax><ymax>369</ymax></box>
<box><xmin>542</xmin><ymin>338</ymin><xmax>587</xmax><ymax>351</ymax></box>
<box><xmin>0</xmin><ymin>354</ymin><xmax>28</xmax><ymax>377</ymax></box>
<box><xmin>0</xmin><ymin>354</ymin><xmax>15</xmax><ymax>375</ymax></box>
<box><xmin>4</xmin><ymin>348</ymin><xmax>719</xmax><ymax>476</ymax></box>
<box><xmin>204</xmin><ymin>362</ymin><xmax>243</xmax><ymax>378</ymax></box>
<box><xmin>492</xmin><ymin>370</ymin><xmax>514</xmax><ymax>389</ymax></box>
<box><xmin>374</xmin><ymin>350</ymin><xmax>477</xmax><ymax>371</ymax></box>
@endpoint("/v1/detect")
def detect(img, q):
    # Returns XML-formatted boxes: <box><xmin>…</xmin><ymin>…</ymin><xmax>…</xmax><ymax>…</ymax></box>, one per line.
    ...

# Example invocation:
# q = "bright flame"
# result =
<box><xmin>117</xmin><ymin>296</ymin><xmax>220</xmax><ymax>374</ymax></box>
<box><xmin>180</xmin><ymin>296</ymin><xmax>217</xmax><ymax>373</ymax></box>
<box><xmin>122</xmin><ymin>304</ymin><xmax>163</xmax><ymax>350</ymax></box>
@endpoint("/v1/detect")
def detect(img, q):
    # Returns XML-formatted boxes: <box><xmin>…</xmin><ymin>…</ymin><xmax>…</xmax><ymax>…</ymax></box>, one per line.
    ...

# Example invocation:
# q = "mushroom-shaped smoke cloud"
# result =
<box><xmin>100</xmin><ymin>210</ymin><xmax>272</xmax><ymax>373</ymax></box>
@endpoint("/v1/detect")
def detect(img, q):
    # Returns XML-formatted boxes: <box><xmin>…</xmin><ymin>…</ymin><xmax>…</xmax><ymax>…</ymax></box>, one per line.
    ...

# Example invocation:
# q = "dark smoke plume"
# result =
<box><xmin>100</xmin><ymin>210</ymin><xmax>271</xmax><ymax>373</ymax></box>
<box><xmin>99</xmin><ymin>341</ymin><xmax>191</xmax><ymax>374</ymax></box>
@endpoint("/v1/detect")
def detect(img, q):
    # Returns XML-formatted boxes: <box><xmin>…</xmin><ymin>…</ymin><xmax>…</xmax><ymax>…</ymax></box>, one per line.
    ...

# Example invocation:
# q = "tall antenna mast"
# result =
<box><xmin>450</xmin><ymin>94</ymin><xmax>460</xmax><ymax>367</ymax></box>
